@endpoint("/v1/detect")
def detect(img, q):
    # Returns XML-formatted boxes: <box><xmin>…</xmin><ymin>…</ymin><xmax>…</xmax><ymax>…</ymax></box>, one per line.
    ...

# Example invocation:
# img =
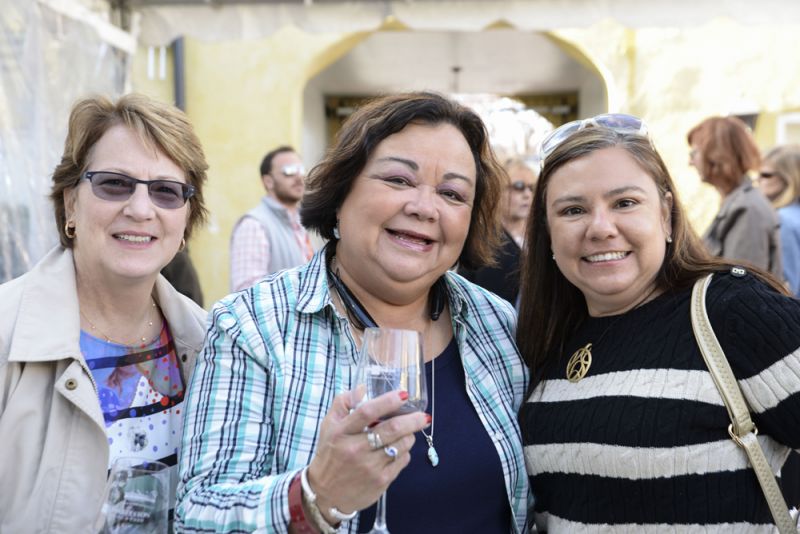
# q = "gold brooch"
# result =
<box><xmin>566</xmin><ymin>343</ymin><xmax>592</xmax><ymax>383</ymax></box>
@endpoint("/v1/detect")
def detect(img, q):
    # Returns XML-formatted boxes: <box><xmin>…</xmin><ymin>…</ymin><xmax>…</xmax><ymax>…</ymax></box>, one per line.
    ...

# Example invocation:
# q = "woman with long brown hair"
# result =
<box><xmin>518</xmin><ymin>115</ymin><xmax>800</xmax><ymax>532</ymax></box>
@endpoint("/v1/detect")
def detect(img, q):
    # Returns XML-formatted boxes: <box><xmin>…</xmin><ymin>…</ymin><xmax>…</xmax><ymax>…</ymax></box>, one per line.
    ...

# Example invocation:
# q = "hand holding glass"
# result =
<box><xmin>353</xmin><ymin>327</ymin><xmax>427</xmax><ymax>534</ymax></box>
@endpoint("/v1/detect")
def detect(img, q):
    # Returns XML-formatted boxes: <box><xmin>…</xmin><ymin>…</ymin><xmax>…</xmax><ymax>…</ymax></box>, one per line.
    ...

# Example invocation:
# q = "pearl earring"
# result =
<box><xmin>666</xmin><ymin>236</ymin><xmax>673</xmax><ymax>244</ymax></box>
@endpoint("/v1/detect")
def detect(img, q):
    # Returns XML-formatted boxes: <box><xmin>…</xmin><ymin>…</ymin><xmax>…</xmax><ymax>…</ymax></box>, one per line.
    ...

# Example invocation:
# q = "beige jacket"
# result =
<box><xmin>0</xmin><ymin>247</ymin><xmax>208</xmax><ymax>533</ymax></box>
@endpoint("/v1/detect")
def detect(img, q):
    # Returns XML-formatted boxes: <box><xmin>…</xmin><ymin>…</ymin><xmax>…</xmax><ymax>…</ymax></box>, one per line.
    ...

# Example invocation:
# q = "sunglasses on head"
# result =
<box><xmin>82</xmin><ymin>171</ymin><xmax>195</xmax><ymax>209</ymax></box>
<box><xmin>509</xmin><ymin>180</ymin><xmax>535</xmax><ymax>193</ymax></box>
<box><xmin>539</xmin><ymin>113</ymin><xmax>650</xmax><ymax>165</ymax></box>
<box><xmin>279</xmin><ymin>164</ymin><xmax>306</xmax><ymax>177</ymax></box>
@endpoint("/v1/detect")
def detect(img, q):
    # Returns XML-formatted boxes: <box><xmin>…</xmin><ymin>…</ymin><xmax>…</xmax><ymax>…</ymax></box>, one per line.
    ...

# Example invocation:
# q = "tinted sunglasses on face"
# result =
<box><xmin>539</xmin><ymin>113</ymin><xmax>650</xmax><ymax>165</ymax></box>
<box><xmin>509</xmin><ymin>181</ymin><xmax>535</xmax><ymax>193</ymax></box>
<box><xmin>278</xmin><ymin>164</ymin><xmax>306</xmax><ymax>177</ymax></box>
<box><xmin>82</xmin><ymin>171</ymin><xmax>195</xmax><ymax>209</ymax></box>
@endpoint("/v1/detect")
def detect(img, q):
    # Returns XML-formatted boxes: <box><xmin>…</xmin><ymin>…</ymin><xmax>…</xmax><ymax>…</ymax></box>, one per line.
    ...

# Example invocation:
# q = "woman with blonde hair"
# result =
<box><xmin>0</xmin><ymin>93</ymin><xmax>209</xmax><ymax>531</ymax></box>
<box><xmin>758</xmin><ymin>144</ymin><xmax>800</xmax><ymax>295</ymax></box>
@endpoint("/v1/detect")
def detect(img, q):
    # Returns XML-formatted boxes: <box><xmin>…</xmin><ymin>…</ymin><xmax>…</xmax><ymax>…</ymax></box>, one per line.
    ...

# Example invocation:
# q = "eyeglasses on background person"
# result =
<box><xmin>539</xmin><ymin>113</ymin><xmax>650</xmax><ymax>164</ymax></box>
<box><xmin>279</xmin><ymin>164</ymin><xmax>306</xmax><ymax>177</ymax></box>
<box><xmin>82</xmin><ymin>171</ymin><xmax>195</xmax><ymax>209</ymax></box>
<box><xmin>509</xmin><ymin>180</ymin><xmax>535</xmax><ymax>193</ymax></box>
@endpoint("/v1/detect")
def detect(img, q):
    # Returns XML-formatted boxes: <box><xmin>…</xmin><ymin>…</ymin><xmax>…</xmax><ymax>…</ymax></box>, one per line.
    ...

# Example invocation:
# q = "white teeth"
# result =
<box><xmin>585</xmin><ymin>251</ymin><xmax>627</xmax><ymax>262</ymax></box>
<box><xmin>116</xmin><ymin>234</ymin><xmax>152</xmax><ymax>243</ymax></box>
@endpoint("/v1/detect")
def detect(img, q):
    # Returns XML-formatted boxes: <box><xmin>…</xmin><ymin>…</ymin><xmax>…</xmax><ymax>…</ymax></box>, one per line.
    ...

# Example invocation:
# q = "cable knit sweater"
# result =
<box><xmin>520</xmin><ymin>269</ymin><xmax>800</xmax><ymax>533</ymax></box>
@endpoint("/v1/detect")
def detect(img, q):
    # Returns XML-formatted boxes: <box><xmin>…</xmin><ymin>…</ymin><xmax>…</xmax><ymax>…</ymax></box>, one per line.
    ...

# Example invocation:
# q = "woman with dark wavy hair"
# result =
<box><xmin>178</xmin><ymin>92</ymin><xmax>529</xmax><ymax>533</ymax></box>
<box><xmin>518</xmin><ymin>115</ymin><xmax>800</xmax><ymax>532</ymax></box>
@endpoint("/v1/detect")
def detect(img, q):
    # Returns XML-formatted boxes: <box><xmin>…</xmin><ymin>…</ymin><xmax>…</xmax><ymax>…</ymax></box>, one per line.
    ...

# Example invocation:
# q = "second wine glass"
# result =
<box><xmin>355</xmin><ymin>327</ymin><xmax>427</xmax><ymax>534</ymax></box>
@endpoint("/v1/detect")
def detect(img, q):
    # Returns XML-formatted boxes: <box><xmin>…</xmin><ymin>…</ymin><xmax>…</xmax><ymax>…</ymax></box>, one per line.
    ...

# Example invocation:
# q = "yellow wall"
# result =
<box><xmin>132</xmin><ymin>18</ymin><xmax>800</xmax><ymax>306</ymax></box>
<box><xmin>133</xmin><ymin>28</ymin><xmax>365</xmax><ymax>305</ymax></box>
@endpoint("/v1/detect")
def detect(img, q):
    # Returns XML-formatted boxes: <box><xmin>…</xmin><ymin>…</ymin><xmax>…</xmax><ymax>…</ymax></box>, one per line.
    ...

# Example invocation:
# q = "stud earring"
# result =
<box><xmin>666</xmin><ymin>235</ymin><xmax>673</xmax><ymax>244</ymax></box>
<box><xmin>65</xmin><ymin>221</ymin><xmax>76</xmax><ymax>239</ymax></box>
<box><xmin>551</xmin><ymin>253</ymin><xmax>556</xmax><ymax>260</ymax></box>
<box><xmin>333</xmin><ymin>221</ymin><xmax>341</xmax><ymax>240</ymax></box>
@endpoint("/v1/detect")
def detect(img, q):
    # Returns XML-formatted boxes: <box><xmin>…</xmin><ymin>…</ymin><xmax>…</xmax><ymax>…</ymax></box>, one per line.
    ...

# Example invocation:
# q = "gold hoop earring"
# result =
<box><xmin>65</xmin><ymin>221</ymin><xmax>76</xmax><ymax>239</ymax></box>
<box><xmin>179</xmin><ymin>238</ymin><xmax>186</xmax><ymax>251</ymax></box>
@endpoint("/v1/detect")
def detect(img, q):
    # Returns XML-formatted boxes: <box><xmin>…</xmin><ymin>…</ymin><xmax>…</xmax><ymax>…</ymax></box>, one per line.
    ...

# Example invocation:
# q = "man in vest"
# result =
<box><xmin>229</xmin><ymin>146</ymin><xmax>314</xmax><ymax>292</ymax></box>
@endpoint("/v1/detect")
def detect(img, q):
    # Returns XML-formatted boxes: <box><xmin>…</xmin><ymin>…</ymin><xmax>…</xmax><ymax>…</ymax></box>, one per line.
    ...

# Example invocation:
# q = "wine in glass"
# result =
<box><xmin>95</xmin><ymin>457</ymin><xmax>169</xmax><ymax>534</ymax></box>
<box><xmin>354</xmin><ymin>327</ymin><xmax>427</xmax><ymax>534</ymax></box>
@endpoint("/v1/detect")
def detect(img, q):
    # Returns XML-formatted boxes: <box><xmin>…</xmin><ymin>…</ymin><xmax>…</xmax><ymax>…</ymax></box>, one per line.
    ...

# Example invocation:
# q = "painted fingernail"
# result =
<box><xmin>398</xmin><ymin>391</ymin><xmax>409</xmax><ymax>401</ymax></box>
<box><xmin>425</xmin><ymin>414</ymin><xmax>432</xmax><ymax>425</ymax></box>
<box><xmin>368</xmin><ymin>420</ymin><xmax>380</xmax><ymax>428</ymax></box>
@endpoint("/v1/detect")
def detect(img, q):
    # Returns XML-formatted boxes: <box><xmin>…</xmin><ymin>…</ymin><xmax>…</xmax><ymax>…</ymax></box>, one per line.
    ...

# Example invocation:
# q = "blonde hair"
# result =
<box><xmin>50</xmin><ymin>93</ymin><xmax>209</xmax><ymax>247</ymax></box>
<box><xmin>763</xmin><ymin>144</ymin><xmax>800</xmax><ymax>209</ymax></box>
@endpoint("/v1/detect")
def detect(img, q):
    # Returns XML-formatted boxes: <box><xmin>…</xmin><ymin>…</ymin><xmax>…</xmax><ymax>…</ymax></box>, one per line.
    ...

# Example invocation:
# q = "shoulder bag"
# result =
<box><xmin>691</xmin><ymin>272</ymin><xmax>798</xmax><ymax>533</ymax></box>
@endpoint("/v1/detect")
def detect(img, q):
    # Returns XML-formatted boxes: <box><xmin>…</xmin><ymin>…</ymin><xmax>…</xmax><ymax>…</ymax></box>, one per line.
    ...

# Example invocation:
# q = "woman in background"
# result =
<box><xmin>460</xmin><ymin>157</ymin><xmax>536</xmax><ymax>305</ymax></box>
<box><xmin>688</xmin><ymin>116</ymin><xmax>782</xmax><ymax>277</ymax></box>
<box><xmin>0</xmin><ymin>94</ymin><xmax>209</xmax><ymax>531</ymax></box>
<box><xmin>758</xmin><ymin>144</ymin><xmax>800</xmax><ymax>296</ymax></box>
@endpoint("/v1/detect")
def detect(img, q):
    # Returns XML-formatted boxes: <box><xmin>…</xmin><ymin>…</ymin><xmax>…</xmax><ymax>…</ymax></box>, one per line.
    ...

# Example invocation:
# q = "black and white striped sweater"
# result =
<box><xmin>520</xmin><ymin>270</ymin><xmax>800</xmax><ymax>533</ymax></box>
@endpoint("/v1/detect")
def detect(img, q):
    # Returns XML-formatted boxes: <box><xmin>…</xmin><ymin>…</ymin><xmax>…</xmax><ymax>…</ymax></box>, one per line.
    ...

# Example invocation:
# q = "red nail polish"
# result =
<box><xmin>425</xmin><ymin>414</ymin><xmax>432</xmax><ymax>425</ymax></box>
<box><xmin>368</xmin><ymin>420</ymin><xmax>380</xmax><ymax>428</ymax></box>
<box><xmin>398</xmin><ymin>391</ymin><xmax>409</xmax><ymax>401</ymax></box>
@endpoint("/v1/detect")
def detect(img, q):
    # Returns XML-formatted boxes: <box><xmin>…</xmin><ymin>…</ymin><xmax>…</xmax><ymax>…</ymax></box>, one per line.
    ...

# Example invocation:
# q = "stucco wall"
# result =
<box><xmin>131</xmin><ymin>18</ymin><xmax>800</xmax><ymax>305</ymax></box>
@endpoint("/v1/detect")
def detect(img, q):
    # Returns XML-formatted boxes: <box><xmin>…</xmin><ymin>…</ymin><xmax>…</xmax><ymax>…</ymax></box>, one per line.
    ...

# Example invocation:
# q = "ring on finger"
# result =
<box><xmin>366</xmin><ymin>431</ymin><xmax>383</xmax><ymax>450</ymax></box>
<box><xmin>383</xmin><ymin>446</ymin><xmax>398</xmax><ymax>461</ymax></box>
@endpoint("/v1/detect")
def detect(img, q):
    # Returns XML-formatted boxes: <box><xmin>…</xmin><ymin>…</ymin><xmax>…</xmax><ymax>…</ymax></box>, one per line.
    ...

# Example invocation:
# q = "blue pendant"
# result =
<box><xmin>427</xmin><ymin>445</ymin><xmax>439</xmax><ymax>467</ymax></box>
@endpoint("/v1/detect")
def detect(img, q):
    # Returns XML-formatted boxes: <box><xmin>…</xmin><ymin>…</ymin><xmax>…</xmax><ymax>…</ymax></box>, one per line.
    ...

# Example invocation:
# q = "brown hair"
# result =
<box><xmin>687</xmin><ymin>116</ymin><xmax>761</xmax><ymax>193</ymax></box>
<box><xmin>517</xmin><ymin>127</ymin><xmax>783</xmax><ymax>384</ymax></box>
<box><xmin>301</xmin><ymin>91</ymin><xmax>505</xmax><ymax>270</ymax></box>
<box><xmin>763</xmin><ymin>144</ymin><xmax>800</xmax><ymax>209</ymax></box>
<box><xmin>50</xmin><ymin>93</ymin><xmax>209</xmax><ymax>248</ymax></box>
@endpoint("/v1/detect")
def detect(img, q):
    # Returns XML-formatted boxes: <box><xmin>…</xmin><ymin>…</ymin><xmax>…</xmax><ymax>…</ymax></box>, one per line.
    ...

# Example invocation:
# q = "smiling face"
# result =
<box><xmin>64</xmin><ymin>124</ymin><xmax>189</xmax><ymax>287</ymax></box>
<box><xmin>336</xmin><ymin>122</ymin><xmax>476</xmax><ymax>304</ymax></box>
<box><xmin>546</xmin><ymin>146</ymin><xmax>673</xmax><ymax>317</ymax></box>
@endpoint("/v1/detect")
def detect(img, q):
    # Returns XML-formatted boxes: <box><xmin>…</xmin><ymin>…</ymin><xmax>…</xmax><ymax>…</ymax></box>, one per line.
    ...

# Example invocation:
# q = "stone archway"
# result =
<box><xmin>300</xmin><ymin>26</ymin><xmax>609</xmax><ymax>165</ymax></box>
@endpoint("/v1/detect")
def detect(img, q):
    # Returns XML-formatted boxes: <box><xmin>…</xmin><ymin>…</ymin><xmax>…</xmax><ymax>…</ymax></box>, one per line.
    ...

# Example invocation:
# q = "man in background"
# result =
<box><xmin>229</xmin><ymin>146</ymin><xmax>314</xmax><ymax>292</ymax></box>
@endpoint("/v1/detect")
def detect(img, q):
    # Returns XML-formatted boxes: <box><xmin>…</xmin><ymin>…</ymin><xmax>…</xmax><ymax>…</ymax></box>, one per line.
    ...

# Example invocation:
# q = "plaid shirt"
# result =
<box><xmin>176</xmin><ymin>248</ymin><xmax>529</xmax><ymax>533</ymax></box>
<box><xmin>229</xmin><ymin>198</ymin><xmax>314</xmax><ymax>292</ymax></box>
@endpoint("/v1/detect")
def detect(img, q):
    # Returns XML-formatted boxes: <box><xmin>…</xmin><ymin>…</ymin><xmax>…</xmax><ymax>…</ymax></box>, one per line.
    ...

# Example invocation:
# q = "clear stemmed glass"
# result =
<box><xmin>95</xmin><ymin>457</ymin><xmax>170</xmax><ymax>534</ymax></box>
<box><xmin>353</xmin><ymin>327</ymin><xmax>427</xmax><ymax>534</ymax></box>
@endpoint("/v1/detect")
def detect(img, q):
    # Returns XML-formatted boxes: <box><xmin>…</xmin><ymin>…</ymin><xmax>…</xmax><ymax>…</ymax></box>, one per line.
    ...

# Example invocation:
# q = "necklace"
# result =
<box><xmin>80</xmin><ymin>299</ymin><xmax>158</xmax><ymax>346</ymax></box>
<box><xmin>566</xmin><ymin>287</ymin><xmax>661</xmax><ymax>383</ymax></box>
<box><xmin>421</xmin><ymin>357</ymin><xmax>439</xmax><ymax>467</ymax></box>
<box><xmin>327</xmin><ymin>253</ymin><xmax>442</xmax><ymax>467</ymax></box>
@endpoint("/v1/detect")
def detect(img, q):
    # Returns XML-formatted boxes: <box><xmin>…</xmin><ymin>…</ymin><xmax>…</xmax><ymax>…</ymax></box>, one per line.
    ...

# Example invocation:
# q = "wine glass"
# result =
<box><xmin>95</xmin><ymin>457</ymin><xmax>169</xmax><ymax>534</ymax></box>
<box><xmin>353</xmin><ymin>327</ymin><xmax>427</xmax><ymax>534</ymax></box>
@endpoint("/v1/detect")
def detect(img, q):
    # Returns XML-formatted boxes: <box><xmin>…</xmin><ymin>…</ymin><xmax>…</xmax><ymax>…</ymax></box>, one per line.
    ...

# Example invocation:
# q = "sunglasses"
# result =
<box><xmin>278</xmin><ymin>164</ymin><xmax>306</xmax><ymax>177</ymax></box>
<box><xmin>509</xmin><ymin>181</ymin><xmax>535</xmax><ymax>193</ymax></box>
<box><xmin>758</xmin><ymin>171</ymin><xmax>781</xmax><ymax>180</ymax></box>
<box><xmin>82</xmin><ymin>171</ymin><xmax>195</xmax><ymax>209</ymax></box>
<box><xmin>539</xmin><ymin>113</ymin><xmax>650</xmax><ymax>164</ymax></box>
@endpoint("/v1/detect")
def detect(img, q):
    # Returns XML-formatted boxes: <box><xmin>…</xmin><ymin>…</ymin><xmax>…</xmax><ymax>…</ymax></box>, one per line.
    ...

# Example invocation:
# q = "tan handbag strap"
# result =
<box><xmin>691</xmin><ymin>273</ymin><xmax>795</xmax><ymax>534</ymax></box>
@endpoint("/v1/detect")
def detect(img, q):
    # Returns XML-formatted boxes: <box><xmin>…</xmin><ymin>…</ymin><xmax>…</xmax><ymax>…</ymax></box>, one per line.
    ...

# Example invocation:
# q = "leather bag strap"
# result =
<box><xmin>691</xmin><ymin>273</ymin><xmax>796</xmax><ymax>534</ymax></box>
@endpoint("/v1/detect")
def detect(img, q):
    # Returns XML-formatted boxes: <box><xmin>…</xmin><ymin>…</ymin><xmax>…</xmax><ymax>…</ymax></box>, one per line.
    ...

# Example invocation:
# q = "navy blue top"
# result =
<box><xmin>358</xmin><ymin>338</ymin><xmax>511</xmax><ymax>533</ymax></box>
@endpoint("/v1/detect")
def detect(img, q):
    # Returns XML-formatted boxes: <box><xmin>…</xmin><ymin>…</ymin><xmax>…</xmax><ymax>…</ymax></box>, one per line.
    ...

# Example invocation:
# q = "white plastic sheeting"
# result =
<box><xmin>0</xmin><ymin>0</ymin><xmax>133</xmax><ymax>282</ymax></box>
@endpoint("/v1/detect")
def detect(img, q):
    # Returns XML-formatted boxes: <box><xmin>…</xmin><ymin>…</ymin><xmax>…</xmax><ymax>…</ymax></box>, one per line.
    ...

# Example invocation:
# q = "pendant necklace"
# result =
<box><xmin>566</xmin><ymin>287</ymin><xmax>661</xmax><ymax>383</ymax></box>
<box><xmin>421</xmin><ymin>357</ymin><xmax>439</xmax><ymax>467</ymax></box>
<box><xmin>80</xmin><ymin>299</ymin><xmax>158</xmax><ymax>346</ymax></box>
